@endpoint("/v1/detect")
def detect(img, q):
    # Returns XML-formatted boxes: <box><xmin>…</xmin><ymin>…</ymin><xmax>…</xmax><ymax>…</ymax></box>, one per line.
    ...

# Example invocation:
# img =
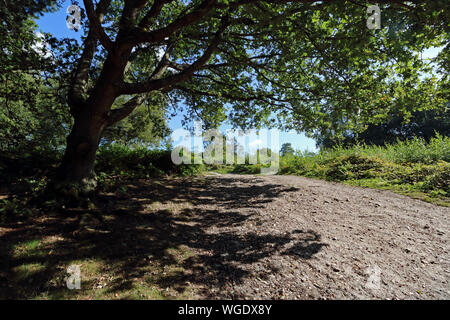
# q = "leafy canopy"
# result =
<box><xmin>70</xmin><ymin>0</ymin><xmax>449</xmax><ymax>135</ymax></box>
<box><xmin>0</xmin><ymin>0</ymin><xmax>72</xmax><ymax>153</ymax></box>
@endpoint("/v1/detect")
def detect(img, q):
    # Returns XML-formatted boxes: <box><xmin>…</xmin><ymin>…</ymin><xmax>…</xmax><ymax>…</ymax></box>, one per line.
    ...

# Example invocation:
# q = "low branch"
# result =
<box><xmin>107</xmin><ymin>95</ymin><xmax>147</xmax><ymax>126</ymax></box>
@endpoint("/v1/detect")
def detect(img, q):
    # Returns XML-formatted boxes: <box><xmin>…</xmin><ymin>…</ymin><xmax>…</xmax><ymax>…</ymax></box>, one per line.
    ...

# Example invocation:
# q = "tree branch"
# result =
<box><xmin>119</xmin><ymin>16</ymin><xmax>229</xmax><ymax>94</ymax></box>
<box><xmin>107</xmin><ymin>95</ymin><xmax>147</xmax><ymax>126</ymax></box>
<box><xmin>83</xmin><ymin>0</ymin><xmax>114</xmax><ymax>51</ymax></box>
<box><xmin>119</xmin><ymin>0</ymin><xmax>152</xmax><ymax>30</ymax></box>
<box><xmin>129</xmin><ymin>0</ymin><xmax>217</xmax><ymax>45</ymax></box>
<box><xmin>69</xmin><ymin>0</ymin><xmax>112</xmax><ymax>110</ymax></box>
<box><xmin>138</xmin><ymin>0</ymin><xmax>173</xmax><ymax>30</ymax></box>
<box><xmin>150</xmin><ymin>43</ymin><xmax>175</xmax><ymax>79</ymax></box>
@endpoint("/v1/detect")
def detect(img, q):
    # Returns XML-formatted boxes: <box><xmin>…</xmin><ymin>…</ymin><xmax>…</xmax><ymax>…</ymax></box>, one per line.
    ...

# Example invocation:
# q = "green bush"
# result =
<box><xmin>317</xmin><ymin>134</ymin><xmax>450</xmax><ymax>164</ymax></box>
<box><xmin>275</xmin><ymin>134</ymin><xmax>450</xmax><ymax>205</ymax></box>
<box><xmin>421</xmin><ymin>161</ymin><xmax>450</xmax><ymax>196</ymax></box>
<box><xmin>96</xmin><ymin>144</ymin><xmax>205</xmax><ymax>179</ymax></box>
<box><xmin>325</xmin><ymin>155</ymin><xmax>384</xmax><ymax>181</ymax></box>
<box><xmin>231</xmin><ymin>164</ymin><xmax>261</xmax><ymax>174</ymax></box>
<box><xmin>0</xmin><ymin>198</ymin><xmax>33</xmax><ymax>223</ymax></box>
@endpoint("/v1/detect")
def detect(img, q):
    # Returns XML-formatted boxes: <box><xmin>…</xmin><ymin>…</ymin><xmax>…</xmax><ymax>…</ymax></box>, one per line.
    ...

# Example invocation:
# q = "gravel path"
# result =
<box><xmin>186</xmin><ymin>174</ymin><xmax>449</xmax><ymax>299</ymax></box>
<box><xmin>2</xmin><ymin>173</ymin><xmax>447</xmax><ymax>300</ymax></box>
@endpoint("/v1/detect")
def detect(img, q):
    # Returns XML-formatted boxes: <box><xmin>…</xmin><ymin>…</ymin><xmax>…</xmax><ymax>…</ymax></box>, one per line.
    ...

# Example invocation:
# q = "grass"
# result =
<box><xmin>2</xmin><ymin>225</ymin><xmax>199</xmax><ymax>300</ymax></box>
<box><xmin>30</xmin><ymin>249</ymin><xmax>197</xmax><ymax>300</ymax></box>
<box><xmin>343</xmin><ymin>178</ymin><xmax>450</xmax><ymax>207</ymax></box>
<box><xmin>16</xmin><ymin>239</ymin><xmax>41</xmax><ymax>251</ymax></box>
<box><xmin>0</xmin><ymin>184</ymin><xmax>201</xmax><ymax>300</ymax></box>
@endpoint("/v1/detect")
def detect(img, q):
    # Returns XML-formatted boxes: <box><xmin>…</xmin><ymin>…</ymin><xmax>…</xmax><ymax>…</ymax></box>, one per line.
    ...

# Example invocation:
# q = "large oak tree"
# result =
<box><xmin>55</xmin><ymin>0</ymin><xmax>448</xmax><ymax>193</ymax></box>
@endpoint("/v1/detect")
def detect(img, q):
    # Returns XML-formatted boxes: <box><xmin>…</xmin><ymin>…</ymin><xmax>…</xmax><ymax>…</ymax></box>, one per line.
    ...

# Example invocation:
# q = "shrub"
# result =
<box><xmin>96</xmin><ymin>143</ymin><xmax>205</xmax><ymax>178</ymax></box>
<box><xmin>231</xmin><ymin>164</ymin><xmax>261</xmax><ymax>174</ymax></box>
<box><xmin>0</xmin><ymin>198</ymin><xmax>33</xmax><ymax>223</ymax></box>
<box><xmin>325</xmin><ymin>155</ymin><xmax>384</xmax><ymax>181</ymax></box>
<box><xmin>274</xmin><ymin>134</ymin><xmax>450</xmax><ymax>204</ymax></box>
<box><xmin>422</xmin><ymin>161</ymin><xmax>450</xmax><ymax>196</ymax></box>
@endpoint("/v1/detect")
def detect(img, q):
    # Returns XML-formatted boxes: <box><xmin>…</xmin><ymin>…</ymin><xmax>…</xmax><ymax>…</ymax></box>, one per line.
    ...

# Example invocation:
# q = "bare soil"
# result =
<box><xmin>0</xmin><ymin>174</ymin><xmax>448</xmax><ymax>299</ymax></box>
<box><xmin>190</xmin><ymin>174</ymin><xmax>449</xmax><ymax>299</ymax></box>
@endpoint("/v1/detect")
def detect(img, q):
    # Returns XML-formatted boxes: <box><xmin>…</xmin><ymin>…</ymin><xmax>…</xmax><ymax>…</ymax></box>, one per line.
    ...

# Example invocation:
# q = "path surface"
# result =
<box><xmin>184</xmin><ymin>174</ymin><xmax>449</xmax><ymax>299</ymax></box>
<box><xmin>1</xmin><ymin>174</ymin><xmax>448</xmax><ymax>300</ymax></box>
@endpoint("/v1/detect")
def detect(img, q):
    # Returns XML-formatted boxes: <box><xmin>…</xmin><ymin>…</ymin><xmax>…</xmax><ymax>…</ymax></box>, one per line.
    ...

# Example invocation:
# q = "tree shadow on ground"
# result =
<box><xmin>0</xmin><ymin>175</ymin><xmax>326</xmax><ymax>299</ymax></box>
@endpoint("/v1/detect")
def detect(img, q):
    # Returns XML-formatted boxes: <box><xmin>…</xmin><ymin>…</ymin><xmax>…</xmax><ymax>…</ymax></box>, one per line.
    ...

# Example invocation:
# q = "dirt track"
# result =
<box><xmin>1</xmin><ymin>173</ymin><xmax>448</xmax><ymax>300</ymax></box>
<box><xmin>187</xmin><ymin>174</ymin><xmax>449</xmax><ymax>299</ymax></box>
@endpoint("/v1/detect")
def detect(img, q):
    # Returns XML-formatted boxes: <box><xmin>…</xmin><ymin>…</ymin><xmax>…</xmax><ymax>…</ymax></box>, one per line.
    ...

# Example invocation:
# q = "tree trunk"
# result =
<box><xmin>54</xmin><ymin>50</ymin><xmax>132</xmax><ymax>203</ymax></box>
<box><xmin>53</xmin><ymin>107</ymin><xmax>108</xmax><ymax>199</ymax></box>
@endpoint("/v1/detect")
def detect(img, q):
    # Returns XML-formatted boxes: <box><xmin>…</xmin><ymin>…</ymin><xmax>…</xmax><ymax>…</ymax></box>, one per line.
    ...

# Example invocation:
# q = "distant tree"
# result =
<box><xmin>280</xmin><ymin>143</ymin><xmax>295</xmax><ymax>157</ymax></box>
<box><xmin>316</xmin><ymin>108</ymin><xmax>450</xmax><ymax>148</ymax></box>
<box><xmin>0</xmin><ymin>0</ymin><xmax>72</xmax><ymax>153</ymax></box>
